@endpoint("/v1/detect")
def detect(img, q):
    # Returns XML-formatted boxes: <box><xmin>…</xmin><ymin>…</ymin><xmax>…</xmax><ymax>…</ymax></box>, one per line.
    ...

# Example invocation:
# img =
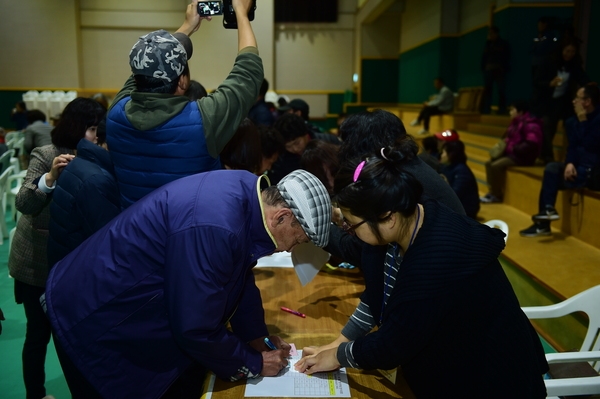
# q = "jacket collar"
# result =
<box><xmin>76</xmin><ymin>139</ymin><xmax>115</xmax><ymax>175</ymax></box>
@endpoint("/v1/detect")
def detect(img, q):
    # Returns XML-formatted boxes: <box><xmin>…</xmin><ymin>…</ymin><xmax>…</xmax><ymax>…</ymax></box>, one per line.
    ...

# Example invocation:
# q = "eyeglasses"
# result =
<box><xmin>341</xmin><ymin>217</ymin><xmax>367</xmax><ymax>236</ymax></box>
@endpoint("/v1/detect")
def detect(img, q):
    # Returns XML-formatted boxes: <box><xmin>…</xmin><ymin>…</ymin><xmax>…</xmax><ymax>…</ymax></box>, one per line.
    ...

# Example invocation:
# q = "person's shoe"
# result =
<box><xmin>532</xmin><ymin>206</ymin><xmax>560</xmax><ymax>221</ymax></box>
<box><xmin>480</xmin><ymin>193</ymin><xmax>502</xmax><ymax>203</ymax></box>
<box><xmin>417</xmin><ymin>128</ymin><xmax>429</xmax><ymax>135</ymax></box>
<box><xmin>409</xmin><ymin>119</ymin><xmax>419</xmax><ymax>127</ymax></box>
<box><xmin>519</xmin><ymin>223</ymin><xmax>552</xmax><ymax>237</ymax></box>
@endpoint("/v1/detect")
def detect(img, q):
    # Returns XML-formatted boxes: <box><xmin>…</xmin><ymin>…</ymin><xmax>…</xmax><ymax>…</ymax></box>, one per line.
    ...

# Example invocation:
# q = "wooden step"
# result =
<box><xmin>478</xmin><ymin>202</ymin><xmax>600</xmax><ymax>299</ymax></box>
<box><xmin>458</xmin><ymin>130</ymin><xmax>499</xmax><ymax>149</ymax></box>
<box><xmin>466</xmin><ymin>123</ymin><xmax>506</xmax><ymax>137</ymax></box>
<box><xmin>466</xmin><ymin>147</ymin><xmax>489</xmax><ymax>164</ymax></box>
<box><xmin>480</xmin><ymin>114</ymin><xmax>510</xmax><ymax>126</ymax></box>
<box><xmin>504</xmin><ymin>167</ymin><xmax>600</xmax><ymax>249</ymax></box>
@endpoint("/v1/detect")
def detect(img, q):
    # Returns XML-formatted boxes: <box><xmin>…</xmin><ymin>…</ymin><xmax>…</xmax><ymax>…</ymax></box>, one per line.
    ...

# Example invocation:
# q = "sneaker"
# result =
<box><xmin>417</xmin><ymin>128</ymin><xmax>429</xmax><ymax>135</ymax></box>
<box><xmin>480</xmin><ymin>193</ymin><xmax>502</xmax><ymax>203</ymax></box>
<box><xmin>519</xmin><ymin>223</ymin><xmax>551</xmax><ymax>237</ymax></box>
<box><xmin>532</xmin><ymin>206</ymin><xmax>560</xmax><ymax>221</ymax></box>
<box><xmin>409</xmin><ymin>119</ymin><xmax>419</xmax><ymax>127</ymax></box>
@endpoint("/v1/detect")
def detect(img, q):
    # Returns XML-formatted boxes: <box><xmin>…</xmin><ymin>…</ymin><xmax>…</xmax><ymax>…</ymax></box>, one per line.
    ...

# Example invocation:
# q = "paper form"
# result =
<box><xmin>244</xmin><ymin>347</ymin><xmax>351</xmax><ymax>397</ymax></box>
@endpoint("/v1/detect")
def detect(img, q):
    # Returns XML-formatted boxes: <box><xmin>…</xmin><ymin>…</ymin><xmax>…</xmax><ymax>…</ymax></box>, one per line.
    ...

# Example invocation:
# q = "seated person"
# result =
<box><xmin>418</xmin><ymin>135</ymin><xmax>441</xmax><ymax>171</ymax></box>
<box><xmin>278</xmin><ymin>98</ymin><xmax>323</xmax><ymax>135</ymax></box>
<box><xmin>185</xmin><ymin>80</ymin><xmax>208</xmax><ymax>101</ymax></box>
<box><xmin>440</xmin><ymin>140</ymin><xmax>480</xmax><ymax>219</ymax></box>
<box><xmin>481</xmin><ymin>101</ymin><xmax>543</xmax><ymax>203</ymax></box>
<box><xmin>268</xmin><ymin>113</ymin><xmax>340</xmax><ymax>184</ymax></box>
<box><xmin>24</xmin><ymin>109</ymin><xmax>53</xmax><ymax>154</ymax></box>
<box><xmin>300</xmin><ymin>139</ymin><xmax>340</xmax><ymax>195</ymax></box>
<box><xmin>410</xmin><ymin>77</ymin><xmax>454</xmax><ymax>135</ymax></box>
<box><xmin>248</xmin><ymin>79</ymin><xmax>275</xmax><ymax>127</ymax></box>
<box><xmin>258</xmin><ymin>125</ymin><xmax>284</xmax><ymax>175</ymax></box>
<box><xmin>220</xmin><ymin>118</ymin><xmax>262</xmax><ymax>174</ymax></box>
<box><xmin>521</xmin><ymin>83</ymin><xmax>600</xmax><ymax>237</ymax></box>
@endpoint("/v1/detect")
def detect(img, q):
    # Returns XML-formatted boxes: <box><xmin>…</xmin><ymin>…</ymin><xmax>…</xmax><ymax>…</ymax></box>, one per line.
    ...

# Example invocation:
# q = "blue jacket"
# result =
<box><xmin>47</xmin><ymin>139</ymin><xmax>121</xmax><ymax>267</ymax></box>
<box><xmin>565</xmin><ymin>108</ymin><xmax>600</xmax><ymax>169</ymax></box>
<box><xmin>107</xmin><ymin>98</ymin><xmax>221</xmax><ymax>209</ymax></box>
<box><xmin>45</xmin><ymin>170</ymin><xmax>275</xmax><ymax>399</ymax></box>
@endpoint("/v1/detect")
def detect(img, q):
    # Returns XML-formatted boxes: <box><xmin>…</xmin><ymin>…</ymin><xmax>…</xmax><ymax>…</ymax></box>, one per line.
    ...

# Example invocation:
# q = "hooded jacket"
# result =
<box><xmin>45</xmin><ymin>170</ymin><xmax>276</xmax><ymax>399</ymax></box>
<box><xmin>107</xmin><ymin>47</ymin><xmax>263</xmax><ymax>209</ymax></box>
<box><xmin>47</xmin><ymin>138</ymin><xmax>120</xmax><ymax>267</ymax></box>
<box><xmin>505</xmin><ymin>112</ymin><xmax>543</xmax><ymax>165</ymax></box>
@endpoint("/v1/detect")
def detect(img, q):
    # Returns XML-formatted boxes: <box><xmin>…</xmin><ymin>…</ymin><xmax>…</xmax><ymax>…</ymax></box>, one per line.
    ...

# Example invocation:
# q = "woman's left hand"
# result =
<box><xmin>294</xmin><ymin>347</ymin><xmax>340</xmax><ymax>375</ymax></box>
<box><xmin>46</xmin><ymin>154</ymin><xmax>75</xmax><ymax>187</ymax></box>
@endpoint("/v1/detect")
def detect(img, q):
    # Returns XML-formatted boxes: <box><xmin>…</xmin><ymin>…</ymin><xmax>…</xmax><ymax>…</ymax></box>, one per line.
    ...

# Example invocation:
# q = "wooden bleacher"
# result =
<box><xmin>342</xmin><ymin>93</ymin><xmax>598</xmax><ymax>353</ymax></box>
<box><xmin>407</xmin><ymin>110</ymin><xmax>600</xmax><ymax>352</ymax></box>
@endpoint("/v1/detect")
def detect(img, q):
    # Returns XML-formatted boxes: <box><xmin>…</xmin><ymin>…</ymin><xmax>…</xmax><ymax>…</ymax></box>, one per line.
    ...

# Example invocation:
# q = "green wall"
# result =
<box><xmin>587</xmin><ymin>1</ymin><xmax>600</xmax><ymax>83</ymax></box>
<box><xmin>0</xmin><ymin>91</ymin><xmax>27</xmax><ymax>130</ymax></box>
<box><xmin>456</xmin><ymin>27</ymin><xmax>488</xmax><ymax>89</ymax></box>
<box><xmin>493</xmin><ymin>6</ymin><xmax>574</xmax><ymax>106</ymax></box>
<box><xmin>361</xmin><ymin>58</ymin><xmax>399</xmax><ymax>103</ymax></box>
<box><xmin>361</xmin><ymin>4</ymin><xmax>583</xmax><ymax>108</ymax></box>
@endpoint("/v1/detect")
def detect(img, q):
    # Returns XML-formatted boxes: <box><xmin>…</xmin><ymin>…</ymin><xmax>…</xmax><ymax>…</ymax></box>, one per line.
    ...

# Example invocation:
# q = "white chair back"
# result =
<box><xmin>483</xmin><ymin>219</ymin><xmax>509</xmax><ymax>243</ymax></box>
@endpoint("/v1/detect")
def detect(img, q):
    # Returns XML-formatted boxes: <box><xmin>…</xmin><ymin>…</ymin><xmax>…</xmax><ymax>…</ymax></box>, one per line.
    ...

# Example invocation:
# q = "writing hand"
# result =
<box><xmin>260</xmin><ymin>349</ymin><xmax>289</xmax><ymax>376</ymax></box>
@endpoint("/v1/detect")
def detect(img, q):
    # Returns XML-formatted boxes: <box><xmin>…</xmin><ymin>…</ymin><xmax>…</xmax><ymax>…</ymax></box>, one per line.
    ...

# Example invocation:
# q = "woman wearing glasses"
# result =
<box><xmin>296</xmin><ymin>144</ymin><xmax>549</xmax><ymax>398</ymax></box>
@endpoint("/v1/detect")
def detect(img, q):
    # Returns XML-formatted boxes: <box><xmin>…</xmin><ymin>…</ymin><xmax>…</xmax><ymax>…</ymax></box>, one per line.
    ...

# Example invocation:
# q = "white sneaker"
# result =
<box><xmin>417</xmin><ymin>128</ymin><xmax>429</xmax><ymax>135</ymax></box>
<box><xmin>409</xmin><ymin>119</ymin><xmax>419</xmax><ymax>127</ymax></box>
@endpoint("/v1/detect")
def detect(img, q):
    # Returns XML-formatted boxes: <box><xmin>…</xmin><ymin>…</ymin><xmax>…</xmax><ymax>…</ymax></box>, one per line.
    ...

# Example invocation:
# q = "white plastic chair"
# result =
<box><xmin>0</xmin><ymin>165</ymin><xmax>15</xmax><ymax>244</ymax></box>
<box><xmin>483</xmin><ymin>219</ymin><xmax>509</xmax><ymax>243</ymax></box>
<box><xmin>0</xmin><ymin>150</ymin><xmax>14</xmax><ymax>174</ymax></box>
<box><xmin>522</xmin><ymin>285</ymin><xmax>600</xmax><ymax>398</ymax></box>
<box><xmin>6</xmin><ymin>169</ymin><xmax>26</xmax><ymax>223</ymax></box>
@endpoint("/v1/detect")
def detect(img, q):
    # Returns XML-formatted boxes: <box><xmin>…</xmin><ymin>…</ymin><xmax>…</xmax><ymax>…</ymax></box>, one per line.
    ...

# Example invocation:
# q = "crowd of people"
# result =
<box><xmin>1</xmin><ymin>2</ymin><xmax>598</xmax><ymax>399</ymax></box>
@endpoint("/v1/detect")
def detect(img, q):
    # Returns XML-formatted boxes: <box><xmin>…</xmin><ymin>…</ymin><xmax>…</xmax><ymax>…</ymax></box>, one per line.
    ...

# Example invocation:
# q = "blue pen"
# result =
<box><xmin>264</xmin><ymin>337</ymin><xmax>277</xmax><ymax>350</ymax></box>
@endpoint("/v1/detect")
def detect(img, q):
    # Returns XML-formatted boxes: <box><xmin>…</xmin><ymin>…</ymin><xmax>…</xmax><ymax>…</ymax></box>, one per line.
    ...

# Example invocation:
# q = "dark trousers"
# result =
<box><xmin>54</xmin><ymin>335</ymin><xmax>207</xmax><ymax>399</ymax></box>
<box><xmin>417</xmin><ymin>106</ymin><xmax>445</xmax><ymax>131</ymax></box>
<box><xmin>540</xmin><ymin>95</ymin><xmax>575</xmax><ymax>163</ymax></box>
<box><xmin>538</xmin><ymin>162</ymin><xmax>588</xmax><ymax>220</ymax></box>
<box><xmin>481</xmin><ymin>69</ymin><xmax>507</xmax><ymax>114</ymax></box>
<box><xmin>15</xmin><ymin>280</ymin><xmax>52</xmax><ymax>399</ymax></box>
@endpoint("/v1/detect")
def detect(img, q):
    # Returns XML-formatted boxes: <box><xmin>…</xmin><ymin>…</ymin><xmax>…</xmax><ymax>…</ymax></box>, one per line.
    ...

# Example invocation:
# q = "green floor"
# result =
<box><xmin>0</xmin><ymin>213</ymin><xmax>70</xmax><ymax>399</ymax></box>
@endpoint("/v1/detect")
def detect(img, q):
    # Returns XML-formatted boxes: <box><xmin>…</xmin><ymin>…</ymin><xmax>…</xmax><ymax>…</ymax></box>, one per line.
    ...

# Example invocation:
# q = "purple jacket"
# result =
<box><xmin>45</xmin><ymin>170</ymin><xmax>276</xmax><ymax>399</ymax></box>
<box><xmin>505</xmin><ymin>112</ymin><xmax>543</xmax><ymax>165</ymax></box>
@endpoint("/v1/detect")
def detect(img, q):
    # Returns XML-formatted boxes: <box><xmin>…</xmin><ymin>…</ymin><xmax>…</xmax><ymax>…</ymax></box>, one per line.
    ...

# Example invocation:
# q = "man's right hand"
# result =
<box><xmin>564</xmin><ymin>163</ymin><xmax>577</xmax><ymax>181</ymax></box>
<box><xmin>260</xmin><ymin>349</ymin><xmax>289</xmax><ymax>376</ymax></box>
<box><xmin>178</xmin><ymin>0</ymin><xmax>205</xmax><ymax>37</ymax></box>
<box><xmin>232</xmin><ymin>0</ymin><xmax>253</xmax><ymax>17</ymax></box>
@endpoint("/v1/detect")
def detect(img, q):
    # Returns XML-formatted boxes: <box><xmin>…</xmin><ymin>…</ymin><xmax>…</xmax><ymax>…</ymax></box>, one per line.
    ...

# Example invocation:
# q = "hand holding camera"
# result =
<box><xmin>197</xmin><ymin>0</ymin><xmax>256</xmax><ymax>29</ymax></box>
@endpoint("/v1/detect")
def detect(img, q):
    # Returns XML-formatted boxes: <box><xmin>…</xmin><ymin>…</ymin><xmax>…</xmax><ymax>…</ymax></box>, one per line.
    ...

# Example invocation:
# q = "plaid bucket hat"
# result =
<box><xmin>276</xmin><ymin>170</ymin><xmax>331</xmax><ymax>248</ymax></box>
<box><xmin>129</xmin><ymin>30</ymin><xmax>189</xmax><ymax>83</ymax></box>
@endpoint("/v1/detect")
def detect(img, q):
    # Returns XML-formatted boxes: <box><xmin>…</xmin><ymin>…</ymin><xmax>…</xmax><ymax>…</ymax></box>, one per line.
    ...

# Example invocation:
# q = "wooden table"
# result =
<box><xmin>201</xmin><ymin>267</ymin><xmax>416</xmax><ymax>399</ymax></box>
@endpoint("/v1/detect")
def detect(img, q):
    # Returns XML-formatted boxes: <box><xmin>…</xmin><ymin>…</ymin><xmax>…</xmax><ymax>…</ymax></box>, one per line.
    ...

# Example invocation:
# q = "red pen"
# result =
<box><xmin>281</xmin><ymin>306</ymin><xmax>306</xmax><ymax>318</ymax></box>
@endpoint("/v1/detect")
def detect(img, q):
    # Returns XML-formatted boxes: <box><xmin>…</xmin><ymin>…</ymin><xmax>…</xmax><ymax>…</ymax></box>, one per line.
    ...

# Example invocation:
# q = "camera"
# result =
<box><xmin>223</xmin><ymin>0</ymin><xmax>256</xmax><ymax>29</ymax></box>
<box><xmin>197</xmin><ymin>1</ymin><xmax>223</xmax><ymax>17</ymax></box>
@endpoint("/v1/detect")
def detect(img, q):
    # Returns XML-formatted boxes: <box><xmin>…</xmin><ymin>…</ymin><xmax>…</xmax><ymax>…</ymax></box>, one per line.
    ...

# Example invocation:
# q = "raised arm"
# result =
<box><xmin>234</xmin><ymin>0</ymin><xmax>258</xmax><ymax>51</ymax></box>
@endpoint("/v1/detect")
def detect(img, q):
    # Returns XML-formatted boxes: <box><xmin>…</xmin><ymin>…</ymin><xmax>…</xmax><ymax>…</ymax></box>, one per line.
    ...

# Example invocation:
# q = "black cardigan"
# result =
<box><xmin>328</xmin><ymin>200</ymin><xmax>548</xmax><ymax>398</ymax></box>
